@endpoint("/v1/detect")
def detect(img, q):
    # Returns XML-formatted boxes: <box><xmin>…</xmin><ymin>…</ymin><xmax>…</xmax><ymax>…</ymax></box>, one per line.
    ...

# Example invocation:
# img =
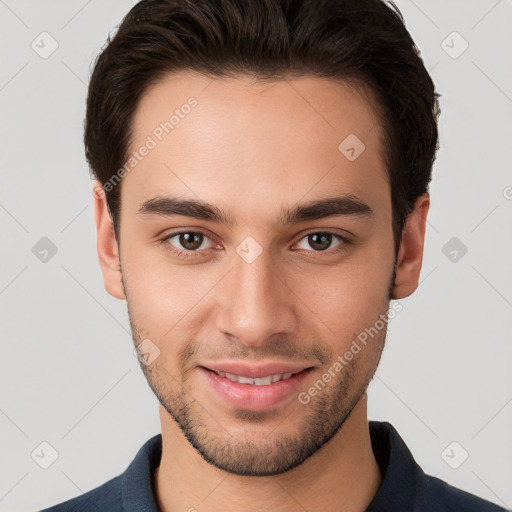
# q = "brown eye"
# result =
<box><xmin>307</xmin><ymin>233</ymin><xmax>333</xmax><ymax>251</ymax></box>
<box><xmin>163</xmin><ymin>231</ymin><xmax>214</xmax><ymax>256</ymax></box>
<box><xmin>296</xmin><ymin>232</ymin><xmax>344</xmax><ymax>252</ymax></box>
<box><xmin>179</xmin><ymin>232</ymin><xmax>204</xmax><ymax>250</ymax></box>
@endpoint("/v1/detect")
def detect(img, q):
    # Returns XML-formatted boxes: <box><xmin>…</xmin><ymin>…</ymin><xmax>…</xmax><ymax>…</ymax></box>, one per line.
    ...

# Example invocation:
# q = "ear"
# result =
<box><xmin>391</xmin><ymin>193</ymin><xmax>430</xmax><ymax>300</ymax></box>
<box><xmin>93</xmin><ymin>182</ymin><xmax>126</xmax><ymax>300</ymax></box>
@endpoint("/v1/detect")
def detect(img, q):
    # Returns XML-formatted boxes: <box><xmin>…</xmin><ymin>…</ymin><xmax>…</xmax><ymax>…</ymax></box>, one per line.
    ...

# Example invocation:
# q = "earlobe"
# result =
<box><xmin>391</xmin><ymin>193</ymin><xmax>430</xmax><ymax>300</ymax></box>
<box><xmin>93</xmin><ymin>182</ymin><xmax>126</xmax><ymax>300</ymax></box>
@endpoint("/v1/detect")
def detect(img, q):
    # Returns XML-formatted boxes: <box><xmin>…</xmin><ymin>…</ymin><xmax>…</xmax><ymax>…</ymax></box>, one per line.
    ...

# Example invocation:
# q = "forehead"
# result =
<box><xmin>123</xmin><ymin>71</ymin><xmax>390</xmax><ymax>223</ymax></box>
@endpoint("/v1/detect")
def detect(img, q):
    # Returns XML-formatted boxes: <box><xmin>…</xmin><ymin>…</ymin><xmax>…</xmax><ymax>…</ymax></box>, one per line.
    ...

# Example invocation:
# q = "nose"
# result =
<box><xmin>215</xmin><ymin>250</ymin><xmax>297</xmax><ymax>347</ymax></box>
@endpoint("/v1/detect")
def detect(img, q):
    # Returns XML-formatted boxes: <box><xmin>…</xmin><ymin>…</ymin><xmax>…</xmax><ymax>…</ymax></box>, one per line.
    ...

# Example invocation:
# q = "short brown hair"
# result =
<box><xmin>85</xmin><ymin>0</ymin><xmax>440</xmax><ymax>257</ymax></box>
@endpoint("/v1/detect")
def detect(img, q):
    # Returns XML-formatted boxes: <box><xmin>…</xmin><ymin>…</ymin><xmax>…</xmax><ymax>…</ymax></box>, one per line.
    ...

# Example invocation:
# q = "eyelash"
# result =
<box><xmin>159</xmin><ymin>229</ymin><xmax>353</xmax><ymax>260</ymax></box>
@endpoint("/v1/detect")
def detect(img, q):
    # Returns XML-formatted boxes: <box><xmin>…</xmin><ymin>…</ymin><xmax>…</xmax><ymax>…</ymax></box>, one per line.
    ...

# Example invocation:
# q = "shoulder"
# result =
<box><xmin>367</xmin><ymin>421</ymin><xmax>508</xmax><ymax>512</ymax></box>
<box><xmin>421</xmin><ymin>473</ymin><xmax>509</xmax><ymax>512</ymax></box>
<box><xmin>37</xmin><ymin>433</ymin><xmax>162</xmax><ymax>512</ymax></box>
<box><xmin>37</xmin><ymin>474</ymin><xmax>123</xmax><ymax>512</ymax></box>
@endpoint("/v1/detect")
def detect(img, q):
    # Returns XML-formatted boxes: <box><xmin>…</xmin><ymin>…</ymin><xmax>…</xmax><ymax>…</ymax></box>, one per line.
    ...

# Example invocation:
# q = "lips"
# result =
<box><xmin>200</xmin><ymin>361</ymin><xmax>312</xmax><ymax>379</ymax></box>
<box><xmin>199</xmin><ymin>365</ymin><xmax>313</xmax><ymax>411</ymax></box>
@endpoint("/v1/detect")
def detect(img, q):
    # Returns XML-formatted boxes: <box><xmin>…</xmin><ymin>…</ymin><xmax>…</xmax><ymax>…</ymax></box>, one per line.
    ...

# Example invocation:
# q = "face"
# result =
<box><xmin>107</xmin><ymin>71</ymin><xmax>399</xmax><ymax>476</ymax></box>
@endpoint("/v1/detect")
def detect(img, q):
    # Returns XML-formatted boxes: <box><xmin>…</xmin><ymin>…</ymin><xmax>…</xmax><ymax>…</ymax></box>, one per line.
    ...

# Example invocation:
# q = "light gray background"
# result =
<box><xmin>1</xmin><ymin>1</ymin><xmax>511</xmax><ymax>511</ymax></box>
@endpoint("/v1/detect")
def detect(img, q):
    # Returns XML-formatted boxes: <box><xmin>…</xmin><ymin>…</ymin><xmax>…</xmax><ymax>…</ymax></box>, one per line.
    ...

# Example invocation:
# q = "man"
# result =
<box><xmin>41</xmin><ymin>0</ymin><xmax>507</xmax><ymax>510</ymax></box>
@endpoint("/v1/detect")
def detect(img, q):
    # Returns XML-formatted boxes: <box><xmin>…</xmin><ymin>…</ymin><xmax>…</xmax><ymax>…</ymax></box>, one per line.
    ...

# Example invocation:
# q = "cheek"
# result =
<box><xmin>290</xmin><ymin>253</ymin><xmax>392</xmax><ymax>337</ymax></box>
<box><xmin>122</xmin><ymin>252</ymin><xmax>221</xmax><ymax>336</ymax></box>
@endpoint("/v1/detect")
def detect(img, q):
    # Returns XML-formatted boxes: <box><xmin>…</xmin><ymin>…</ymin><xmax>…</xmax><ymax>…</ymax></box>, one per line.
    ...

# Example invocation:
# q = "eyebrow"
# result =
<box><xmin>137</xmin><ymin>194</ymin><xmax>374</xmax><ymax>227</ymax></box>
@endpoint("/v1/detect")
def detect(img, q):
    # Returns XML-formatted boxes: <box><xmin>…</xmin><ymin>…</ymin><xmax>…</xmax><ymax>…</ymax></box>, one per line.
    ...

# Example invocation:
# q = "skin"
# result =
<box><xmin>94</xmin><ymin>71</ymin><xmax>429</xmax><ymax>511</ymax></box>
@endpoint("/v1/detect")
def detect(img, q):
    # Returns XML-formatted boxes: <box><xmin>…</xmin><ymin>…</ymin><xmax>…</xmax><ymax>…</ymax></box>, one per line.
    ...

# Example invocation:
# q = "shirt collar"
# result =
<box><xmin>120</xmin><ymin>421</ymin><xmax>424</xmax><ymax>511</ymax></box>
<box><xmin>365</xmin><ymin>420</ymin><xmax>426</xmax><ymax>510</ymax></box>
<box><xmin>121</xmin><ymin>432</ymin><xmax>162</xmax><ymax>511</ymax></box>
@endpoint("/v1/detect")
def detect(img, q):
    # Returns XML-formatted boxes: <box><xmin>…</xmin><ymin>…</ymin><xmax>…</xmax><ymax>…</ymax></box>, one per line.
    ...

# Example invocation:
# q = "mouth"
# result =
<box><xmin>202</xmin><ymin>367</ymin><xmax>309</xmax><ymax>386</ymax></box>
<box><xmin>199</xmin><ymin>366</ymin><xmax>314</xmax><ymax>411</ymax></box>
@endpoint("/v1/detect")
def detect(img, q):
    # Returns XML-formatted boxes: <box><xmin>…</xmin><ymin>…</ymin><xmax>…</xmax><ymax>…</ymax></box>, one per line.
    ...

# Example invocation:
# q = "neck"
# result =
<box><xmin>154</xmin><ymin>393</ymin><xmax>381</xmax><ymax>512</ymax></box>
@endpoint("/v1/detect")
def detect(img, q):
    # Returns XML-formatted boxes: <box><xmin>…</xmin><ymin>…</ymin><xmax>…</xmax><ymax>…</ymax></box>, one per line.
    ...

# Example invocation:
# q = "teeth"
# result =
<box><xmin>254</xmin><ymin>376</ymin><xmax>272</xmax><ymax>386</ymax></box>
<box><xmin>217</xmin><ymin>371</ymin><xmax>299</xmax><ymax>385</ymax></box>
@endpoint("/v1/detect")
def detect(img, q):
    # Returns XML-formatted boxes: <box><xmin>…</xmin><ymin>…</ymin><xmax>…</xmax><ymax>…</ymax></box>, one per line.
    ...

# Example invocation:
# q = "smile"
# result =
<box><xmin>212</xmin><ymin>370</ymin><xmax>302</xmax><ymax>386</ymax></box>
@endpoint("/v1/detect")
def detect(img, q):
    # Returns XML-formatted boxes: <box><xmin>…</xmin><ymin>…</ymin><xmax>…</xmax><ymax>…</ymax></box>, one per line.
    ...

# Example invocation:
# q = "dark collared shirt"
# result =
<box><xmin>39</xmin><ymin>421</ymin><xmax>508</xmax><ymax>511</ymax></box>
